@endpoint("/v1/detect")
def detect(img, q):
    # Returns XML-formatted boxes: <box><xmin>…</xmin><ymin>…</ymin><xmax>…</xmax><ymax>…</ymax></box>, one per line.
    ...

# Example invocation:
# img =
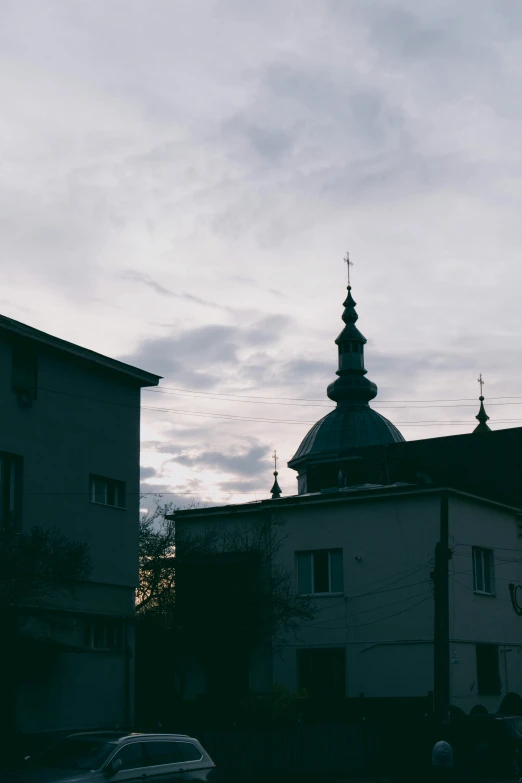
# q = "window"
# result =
<box><xmin>143</xmin><ymin>742</ymin><xmax>181</xmax><ymax>767</ymax></box>
<box><xmin>176</xmin><ymin>743</ymin><xmax>202</xmax><ymax>762</ymax></box>
<box><xmin>12</xmin><ymin>338</ymin><xmax>38</xmax><ymax>403</ymax></box>
<box><xmin>473</xmin><ymin>547</ymin><xmax>495</xmax><ymax>594</ymax></box>
<box><xmin>297</xmin><ymin>549</ymin><xmax>343</xmax><ymax>595</ymax></box>
<box><xmin>476</xmin><ymin>644</ymin><xmax>501</xmax><ymax>695</ymax></box>
<box><xmin>109</xmin><ymin>743</ymin><xmax>146</xmax><ymax>771</ymax></box>
<box><xmin>0</xmin><ymin>452</ymin><xmax>22</xmax><ymax>529</ymax></box>
<box><xmin>89</xmin><ymin>474</ymin><xmax>125</xmax><ymax>508</ymax></box>
<box><xmin>84</xmin><ymin>618</ymin><xmax>122</xmax><ymax>651</ymax></box>
<box><xmin>297</xmin><ymin>648</ymin><xmax>346</xmax><ymax>697</ymax></box>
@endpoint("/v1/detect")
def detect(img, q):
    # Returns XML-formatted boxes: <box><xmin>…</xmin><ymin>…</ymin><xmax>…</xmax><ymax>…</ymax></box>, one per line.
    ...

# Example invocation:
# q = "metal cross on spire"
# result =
<box><xmin>344</xmin><ymin>251</ymin><xmax>354</xmax><ymax>287</ymax></box>
<box><xmin>478</xmin><ymin>373</ymin><xmax>485</xmax><ymax>397</ymax></box>
<box><xmin>273</xmin><ymin>449</ymin><xmax>278</xmax><ymax>473</ymax></box>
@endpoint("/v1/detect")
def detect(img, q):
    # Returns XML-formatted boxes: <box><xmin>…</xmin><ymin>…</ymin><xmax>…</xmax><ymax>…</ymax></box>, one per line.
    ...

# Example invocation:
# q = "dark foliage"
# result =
<box><xmin>135</xmin><ymin>502</ymin><xmax>315</xmax><ymax>724</ymax></box>
<box><xmin>0</xmin><ymin>525</ymin><xmax>91</xmax><ymax>608</ymax></box>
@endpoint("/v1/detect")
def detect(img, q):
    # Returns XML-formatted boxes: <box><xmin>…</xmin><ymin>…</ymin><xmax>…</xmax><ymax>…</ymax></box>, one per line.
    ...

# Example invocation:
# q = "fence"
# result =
<box><xmin>197</xmin><ymin>722</ymin><xmax>382</xmax><ymax>778</ymax></box>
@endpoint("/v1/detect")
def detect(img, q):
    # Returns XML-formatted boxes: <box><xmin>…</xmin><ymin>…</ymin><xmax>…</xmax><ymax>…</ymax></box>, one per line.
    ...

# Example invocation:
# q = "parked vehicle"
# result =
<box><xmin>462</xmin><ymin>714</ymin><xmax>522</xmax><ymax>779</ymax></box>
<box><xmin>0</xmin><ymin>731</ymin><xmax>217</xmax><ymax>782</ymax></box>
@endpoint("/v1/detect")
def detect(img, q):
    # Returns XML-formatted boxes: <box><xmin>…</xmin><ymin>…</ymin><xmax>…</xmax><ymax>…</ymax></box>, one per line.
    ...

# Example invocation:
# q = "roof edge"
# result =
<box><xmin>0</xmin><ymin>313</ymin><xmax>162</xmax><ymax>386</ymax></box>
<box><xmin>169</xmin><ymin>484</ymin><xmax>522</xmax><ymax>521</ymax></box>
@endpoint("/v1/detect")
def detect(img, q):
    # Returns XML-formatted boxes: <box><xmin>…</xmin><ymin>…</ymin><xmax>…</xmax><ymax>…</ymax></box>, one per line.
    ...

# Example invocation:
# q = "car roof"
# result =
<box><xmin>68</xmin><ymin>732</ymin><xmax>193</xmax><ymax>742</ymax></box>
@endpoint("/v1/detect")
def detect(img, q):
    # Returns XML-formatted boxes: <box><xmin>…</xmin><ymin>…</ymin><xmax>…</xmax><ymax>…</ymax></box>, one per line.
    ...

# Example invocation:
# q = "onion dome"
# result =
<box><xmin>288</xmin><ymin>281</ymin><xmax>404</xmax><ymax>487</ymax></box>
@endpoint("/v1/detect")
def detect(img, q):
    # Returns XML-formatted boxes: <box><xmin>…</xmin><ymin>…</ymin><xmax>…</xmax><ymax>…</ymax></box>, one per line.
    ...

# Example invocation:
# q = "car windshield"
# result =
<box><xmin>27</xmin><ymin>738</ymin><xmax>116</xmax><ymax>770</ymax></box>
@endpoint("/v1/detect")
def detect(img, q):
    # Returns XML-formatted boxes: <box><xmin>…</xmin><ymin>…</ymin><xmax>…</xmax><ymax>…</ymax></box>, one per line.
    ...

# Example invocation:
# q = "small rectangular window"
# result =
<box><xmin>84</xmin><ymin>618</ymin><xmax>122</xmax><ymax>650</ymax></box>
<box><xmin>89</xmin><ymin>474</ymin><xmax>125</xmax><ymax>508</ymax></box>
<box><xmin>0</xmin><ymin>452</ymin><xmax>22</xmax><ymax>529</ymax></box>
<box><xmin>297</xmin><ymin>549</ymin><xmax>344</xmax><ymax>595</ymax></box>
<box><xmin>473</xmin><ymin>547</ymin><xmax>495</xmax><ymax>595</ymax></box>
<box><xmin>476</xmin><ymin>644</ymin><xmax>500</xmax><ymax>695</ymax></box>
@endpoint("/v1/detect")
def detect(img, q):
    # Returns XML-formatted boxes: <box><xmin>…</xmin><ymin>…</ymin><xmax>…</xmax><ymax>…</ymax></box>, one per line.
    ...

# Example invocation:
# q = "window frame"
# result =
<box><xmin>89</xmin><ymin>474</ymin><xmax>126</xmax><ymax>509</ymax></box>
<box><xmin>142</xmin><ymin>740</ymin><xmax>183</xmax><ymax>768</ymax></box>
<box><xmin>106</xmin><ymin>742</ymin><xmax>147</xmax><ymax>772</ymax></box>
<box><xmin>84</xmin><ymin>617</ymin><xmax>122</xmax><ymax>652</ymax></box>
<box><xmin>472</xmin><ymin>546</ymin><xmax>495</xmax><ymax>596</ymax></box>
<box><xmin>296</xmin><ymin>549</ymin><xmax>344</xmax><ymax>596</ymax></box>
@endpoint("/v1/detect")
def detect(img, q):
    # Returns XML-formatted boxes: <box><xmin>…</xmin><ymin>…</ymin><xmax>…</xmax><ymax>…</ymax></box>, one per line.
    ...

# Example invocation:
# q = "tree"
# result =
<box><xmin>0</xmin><ymin>525</ymin><xmax>91</xmax><ymax>608</ymax></box>
<box><xmin>135</xmin><ymin>502</ymin><xmax>315</xmax><ymax>726</ymax></box>
<box><xmin>0</xmin><ymin>525</ymin><xmax>91</xmax><ymax>759</ymax></box>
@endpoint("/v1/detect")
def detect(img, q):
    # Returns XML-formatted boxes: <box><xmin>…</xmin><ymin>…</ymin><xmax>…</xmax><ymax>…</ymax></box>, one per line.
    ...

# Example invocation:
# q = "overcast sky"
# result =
<box><xmin>3</xmin><ymin>0</ymin><xmax>522</xmax><ymax>509</ymax></box>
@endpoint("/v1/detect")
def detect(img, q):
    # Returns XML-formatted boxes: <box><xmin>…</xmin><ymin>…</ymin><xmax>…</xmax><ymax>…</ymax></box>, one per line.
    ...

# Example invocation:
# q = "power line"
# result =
<box><xmin>142</xmin><ymin>384</ymin><xmax>522</xmax><ymax>405</ymax></box>
<box><xmin>144</xmin><ymin>386</ymin><xmax>522</xmax><ymax>411</ymax></box>
<box><xmin>311</xmin><ymin>579</ymin><xmax>432</xmax><ymax>625</ymax></box>
<box><xmin>37</xmin><ymin>385</ymin><xmax>522</xmax><ymax>427</ymax></box>
<box><xmin>302</xmin><ymin>593</ymin><xmax>432</xmax><ymax>630</ymax></box>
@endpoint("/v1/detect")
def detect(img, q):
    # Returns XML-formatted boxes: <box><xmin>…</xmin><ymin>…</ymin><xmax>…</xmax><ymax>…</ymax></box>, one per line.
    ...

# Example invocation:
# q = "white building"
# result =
<box><xmin>173</xmin><ymin>279</ymin><xmax>522</xmax><ymax>716</ymax></box>
<box><xmin>176</xmin><ymin>483</ymin><xmax>522</xmax><ymax>715</ymax></box>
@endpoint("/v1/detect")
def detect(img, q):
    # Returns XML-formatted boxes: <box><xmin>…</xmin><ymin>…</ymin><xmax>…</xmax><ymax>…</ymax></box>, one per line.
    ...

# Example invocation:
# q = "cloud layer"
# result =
<box><xmin>3</xmin><ymin>0</ymin><xmax>522</xmax><ymax>504</ymax></box>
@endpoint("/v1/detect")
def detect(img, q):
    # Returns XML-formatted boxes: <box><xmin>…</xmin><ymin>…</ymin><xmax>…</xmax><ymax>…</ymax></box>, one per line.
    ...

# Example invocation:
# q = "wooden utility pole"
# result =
<box><xmin>433</xmin><ymin>493</ymin><xmax>450</xmax><ymax>726</ymax></box>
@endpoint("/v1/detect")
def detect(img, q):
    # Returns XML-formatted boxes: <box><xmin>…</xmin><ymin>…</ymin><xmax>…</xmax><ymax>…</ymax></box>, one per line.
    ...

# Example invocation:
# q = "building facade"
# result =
<box><xmin>173</xmin><ymin>276</ymin><xmax>522</xmax><ymax>716</ymax></box>
<box><xmin>175</xmin><ymin>485</ymin><xmax>522</xmax><ymax>716</ymax></box>
<box><xmin>0</xmin><ymin>313</ymin><xmax>160</xmax><ymax>735</ymax></box>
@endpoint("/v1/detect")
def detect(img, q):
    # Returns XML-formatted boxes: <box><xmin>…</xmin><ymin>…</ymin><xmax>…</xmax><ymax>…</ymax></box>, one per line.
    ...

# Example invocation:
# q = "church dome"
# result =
<box><xmin>288</xmin><ymin>266</ymin><xmax>405</xmax><ymax>485</ymax></box>
<box><xmin>289</xmin><ymin>403</ymin><xmax>404</xmax><ymax>467</ymax></box>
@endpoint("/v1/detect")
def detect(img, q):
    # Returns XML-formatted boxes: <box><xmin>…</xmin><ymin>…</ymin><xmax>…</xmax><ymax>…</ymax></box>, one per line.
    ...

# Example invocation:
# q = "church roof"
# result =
<box><xmin>289</xmin><ymin>403</ymin><xmax>404</xmax><ymax>467</ymax></box>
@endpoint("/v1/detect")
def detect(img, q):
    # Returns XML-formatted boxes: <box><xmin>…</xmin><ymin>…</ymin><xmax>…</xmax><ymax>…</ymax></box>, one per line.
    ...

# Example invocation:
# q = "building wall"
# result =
<box><xmin>448</xmin><ymin>496</ymin><xmax>522</xmax><ymax>713</ymax></box>
<box><xmin>176</xmin><ymin>490</ymin><xmax>522</xmax><ymax>714</ymax></box>
<box><xmin>0</xmin><ymin>332</ymin><xmax>143</xmax><ymax>732</ymax></box>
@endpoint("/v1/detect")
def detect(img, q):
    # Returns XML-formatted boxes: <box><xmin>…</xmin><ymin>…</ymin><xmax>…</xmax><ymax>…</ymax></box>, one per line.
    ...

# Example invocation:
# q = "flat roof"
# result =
<box><xmin>0</xmin><ymin>312</ymin><xmax>162</xmax><ymax>387</ymax></box>
<box><xmin>171</xmin><ymin>482</ymin><xmax>522</xmax><ymax>521</ymax></box>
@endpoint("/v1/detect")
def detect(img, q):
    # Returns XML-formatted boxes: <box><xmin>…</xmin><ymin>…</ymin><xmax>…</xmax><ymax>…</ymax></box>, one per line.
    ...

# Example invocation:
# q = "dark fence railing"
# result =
<box><xmin>197</xmin><ymin>722</ymin><xmax>377</xmax><ymax>777</ymax></box>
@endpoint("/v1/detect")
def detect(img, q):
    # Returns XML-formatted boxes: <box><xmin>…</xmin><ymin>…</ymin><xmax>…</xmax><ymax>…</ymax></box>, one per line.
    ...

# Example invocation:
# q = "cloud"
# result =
<box><xmin>140</xmin><ymin>466</ymin><xmax>157</xmax><ymax>480</ymax></box>
<box><xmin>119</xmin><ymin>269</ymin><xmax>237</xmax><ymax>312</ymax></box>
<box><xmin>171</xmin><ymin>442</ymin><xmax>271</xmax><ymax>479</ymax></box>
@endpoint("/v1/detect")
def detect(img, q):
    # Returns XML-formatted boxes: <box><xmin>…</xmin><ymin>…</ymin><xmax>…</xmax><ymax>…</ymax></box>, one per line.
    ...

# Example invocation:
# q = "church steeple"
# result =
<box><xmin>288</xmin><ymin>254</ymin><xmax>404</xmax><ymax>493</ymax></box>
<box><xmin>326</xmin><ymin>263</ymin><xmax>378</xmax><ymax>405</ymax></box>
<box><xmin>473</xmin><ymin>374</ymin><xmax>491</xmax><ymax>433</ymax></box>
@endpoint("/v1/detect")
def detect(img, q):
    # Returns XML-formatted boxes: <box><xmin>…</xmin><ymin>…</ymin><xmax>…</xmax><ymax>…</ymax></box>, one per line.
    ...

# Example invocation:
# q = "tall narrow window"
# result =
<box><xmin>473</xmin><ymin>547</ymin><xmax>495</xmax><ymax>595</ymax></box>
<box><xmin>0</xmin><ymin>452</ymin><xmax>22</xmax><ymax>528</ymax></box>
<box><xmin>89</xmin><ymin>475</ymin><xmax>126</xmax><ymax>508</ymax></box>
<box><xmin>296</xmin><ymin>550</ymin><xmax>343</xmax><ymax>594</ymax></box>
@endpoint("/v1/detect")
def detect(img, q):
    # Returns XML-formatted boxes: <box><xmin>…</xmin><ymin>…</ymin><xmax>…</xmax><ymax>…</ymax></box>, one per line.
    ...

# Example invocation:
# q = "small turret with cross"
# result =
<box><xmin>270</xmin><ymin>450</ymin><xmax>282</xmax><ymax>499</ymax></box>
<box><xmin>474</xmin><ymin>373</ymin><xmax>491</xmax><ymax>433</ymax></box>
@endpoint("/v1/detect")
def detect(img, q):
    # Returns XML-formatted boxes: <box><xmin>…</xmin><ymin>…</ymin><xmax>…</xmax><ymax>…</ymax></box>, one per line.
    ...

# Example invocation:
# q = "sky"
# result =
<box><xmin>2</xmin><ymin>0</ymin><xmax>522</xmax><ymax>511</ymax></box>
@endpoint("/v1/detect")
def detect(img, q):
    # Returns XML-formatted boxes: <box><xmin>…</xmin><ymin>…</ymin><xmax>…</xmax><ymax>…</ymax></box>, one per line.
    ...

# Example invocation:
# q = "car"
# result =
<box><xmin>461</xmin><ymin>714</ymin><xmax>522</xmax><ymax>779</ymax></box>
<box><xmin>0</xmin><ymin>731</ymin><xmax>217</xmax><ymax>782</ymax></box>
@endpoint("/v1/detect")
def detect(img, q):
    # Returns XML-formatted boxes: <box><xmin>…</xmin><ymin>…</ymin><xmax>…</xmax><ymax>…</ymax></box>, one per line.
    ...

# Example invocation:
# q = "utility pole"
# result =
<box><xmin>433</xmin><ymin>492</ymin><xmax>450</xmax><ymax>726</ymax></box>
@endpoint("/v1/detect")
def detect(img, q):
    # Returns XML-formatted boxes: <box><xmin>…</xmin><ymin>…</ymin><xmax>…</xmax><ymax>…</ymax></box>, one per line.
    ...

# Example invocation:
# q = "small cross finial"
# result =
<box><xmin>344</xmin><ymin>251</ymin><xmax>354</xmax><ymax>287</ymax></box>
<box><xmin>273</xmin><ymin>449</ymin><xmax>278</xmax><ymax>473</ymax></box>
<box><xmin>478</xmin><ymin>373</ymin><xmax>485</xmax><ymax>397</ymax></box>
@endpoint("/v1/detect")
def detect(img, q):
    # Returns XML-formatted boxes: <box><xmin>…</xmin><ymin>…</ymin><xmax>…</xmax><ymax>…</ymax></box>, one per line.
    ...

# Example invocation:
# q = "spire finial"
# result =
<box><xmin>344</xmin><ymin>251</ymin><xmax>354</xmax><ymax>287</ymax></box>
<box><xmin>474</xmin><ymin>374</ymin><xmax>491</xmax><ymax>433</ymax></box>
<box><xmin>270</xmin><ymin>449</ymin><xmax>282</xmax><ymax>499</ymax></box>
